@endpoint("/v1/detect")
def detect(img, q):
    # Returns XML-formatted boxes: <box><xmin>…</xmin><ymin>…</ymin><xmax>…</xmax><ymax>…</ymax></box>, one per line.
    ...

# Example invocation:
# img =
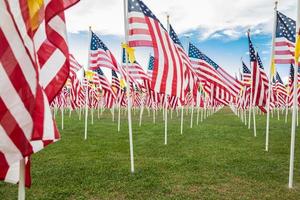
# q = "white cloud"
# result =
<box><xmin>65</xmin><ymin>0</ymin><xmax>296</xmax><ymax>40</ymax></box>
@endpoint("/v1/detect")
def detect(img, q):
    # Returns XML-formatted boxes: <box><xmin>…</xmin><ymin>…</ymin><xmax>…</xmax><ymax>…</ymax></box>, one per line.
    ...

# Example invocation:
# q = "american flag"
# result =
<box><xmin>69</xmin><ymin>54</ymin><xmax>83</xmax><ymax>109</ymax></box>
<box><xmin>128</xmin><ymin>0</ymin><xmax>184</xmax><ymax>99</ymax></box>
<box><xmin>32</xmin><ymin>0</ymin><xmax>79</xmax><ymax>103</ymax></box>
<box><xmin>275</xmin><ymin>11</ymin><xmax>296</xmax><ymax>64</ymax></box>
<box><xmin>112</xmin><ymin>70</ymin><xmax>121</xmax><ymax>97</ymax></box>
<box><xmin>242</xmin><ymin>61</ymin><xmax>251</xmax><ymax>86</ymax></box>
<box><xmin>89</xmin><ymin>31</ymin><xmax>119</xmax><ymax>72</ymax></box>
<box><xmin>287</xmin><ymin>64</ymin><xmax>300</xmax><ymax>107</ymax></box>
<box><xmin>122</xmin><ymin>48</ymin><xmax>150</xmax><ymax>81</ymax></box>
<box><xmin>275</xmin><ymin>72</ymin><xmax>287</xmax><ymax>106</ymax></box>
<box><xmin>248</xmin><ymin>32</ymin><xmax>268</xmax><ymax>112</ymax></box>
<box><xmin>188</xmin><ymin>43</ymin><xmax>241</xmax><ymax>100</ymax></box>
<box><xmin>93</xmin><ymin>68</ymin><xmax>116</xmax><ymax>108</ymax></box>
<box><xmin>169</xmin><ymin>25</ymin><xmax>197</xmax><ymax>100</ymax></box>
<box><xmin>147</xmin><ymin>55</ymin><xmax>155</xmax><ymax>79</ymax></box>
<box><xmin>0</xmin><ymin>0</ymin><xmax>78</xmax><ymax>186</ymax></box>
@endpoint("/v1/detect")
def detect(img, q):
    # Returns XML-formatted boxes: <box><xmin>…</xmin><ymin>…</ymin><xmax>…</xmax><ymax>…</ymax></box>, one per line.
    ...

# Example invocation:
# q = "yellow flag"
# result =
<box><xmin>85</xmin><ymin>70</ymin><xmax>94</xmax><ymax>81</ymax></box>
<box><xmin>120</xmin><ymin>78</ymin><xmax>126</xmax><ymax>89</ymax></box>
<box><xmin>270</xmin><ymin>57</ymin><xmax>276</xmax><ymax>78</ymax></box>
<box><xmin>27</xmin><ymin>0</ymin><xmax>44</xmax><ymax>31</ymax></box>
<box><xmin>295</xmin><ymin>33</ymin><xmax>300</xmax><ymax>63</ymax></box>
<box><xmin>122</xmin><ymin>43</ymin><xmax>136</xmax><ymax>64</ymax></box>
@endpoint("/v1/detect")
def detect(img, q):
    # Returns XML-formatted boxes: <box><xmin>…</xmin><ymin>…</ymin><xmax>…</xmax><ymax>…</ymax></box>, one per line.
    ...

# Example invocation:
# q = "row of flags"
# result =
<box><xmin>2</xmin><ymin>0</ymin><xmax>300</xmax><ymax>193</ymax></box>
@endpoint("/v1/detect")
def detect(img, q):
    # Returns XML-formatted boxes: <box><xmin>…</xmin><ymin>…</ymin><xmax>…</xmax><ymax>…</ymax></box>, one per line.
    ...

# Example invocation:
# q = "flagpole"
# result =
<box><xmin>18</xmin><ymin>159</ymin><xmax>25</xmax><ymax>200</ymax></box>
<box><xmin>118</xmin><ymin>100</ymin><xmax>121</xmax><ymax>132</ymax></box>
<box><xmin>84</xmin><ymin>27</ymin><xmax>92</xmax><ymax>140</ymax></box>
<box><xmin>247</xmin><ymin>30</ymin><xmax>253</xmax><ymax>131</ymax></box>
<box><xmin>123</xmin><ymin>0</ymin><xmax>135</xmax><ymax>173</ymax></box>
<box><xmin>288</xmin><ymin>0</ymin><xmax>300</xmax><ymax>188</ymax></box>
<box><xmin>61</xmin><ymin>107</ymin><xmax>64</xmax><ymax>130</ymax></box>
<box><xmin>265</xmin><ymin>1</ymin><xmax>278</xmax><ymax>151</ymax></box>
<box><xmin>139</xmin><ymin>93</ymin><xmax>145</xmax><ymax>127</ymax></box>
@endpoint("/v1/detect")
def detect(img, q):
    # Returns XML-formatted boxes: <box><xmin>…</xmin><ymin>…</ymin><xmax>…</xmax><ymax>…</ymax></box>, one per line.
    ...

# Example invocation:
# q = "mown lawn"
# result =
<box><xmin>1</xmin><ymin>107</ymin><xmax>300</xmax><ymax>199</ymax></box>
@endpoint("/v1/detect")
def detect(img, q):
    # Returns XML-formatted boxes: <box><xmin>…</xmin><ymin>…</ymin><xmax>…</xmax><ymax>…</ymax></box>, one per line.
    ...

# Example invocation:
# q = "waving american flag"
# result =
<box><xmin>275</xmin><ymin>11</ymin><xmax>296</xmax><ymax>64</ymax></box>
<box><xmin>128</xmin><ymin>0</ymin><xmax>184</xmax><ymax>99</ymax></box>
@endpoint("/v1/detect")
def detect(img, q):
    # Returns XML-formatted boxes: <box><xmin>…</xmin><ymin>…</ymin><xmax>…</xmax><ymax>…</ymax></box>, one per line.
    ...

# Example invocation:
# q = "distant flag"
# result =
<box><xmin>275</xmin><ymin>11</ymin><xmax>296</xmax><ymax>64</ymax></box>
<box><xmin>89</xmin><ymin>31</ymin><xmax>119</xmax><ymax>72</ymax></box>
<box><xmin>121</xmin><ymin>48</ymin><xmax>150</xmax><ymax>82</ymax></box>
<box><xmin>128</xmin><ymin>0</ymin><xmax>184</xmax><ymax>99</ymax></box>
<box><xmin>242</xmin><ymin>61</ymin><xmax>251</xmax><ymax>86</ymax></box>
<box><xmin>112</xmin><ymin>70</ymin><xmax>121</xmax><ymax>97</ymax></box>
<box><xmin>188</xmin><ymin>43</ymin><xmax>241</xmax><ymax>103</ymax></box>
<box><xmin>147</xmin><ymin>55</ymin><xmax>155</xmax><ymax>79</ymax></box>
<box><xmin>93</xmin><ymin>68</ymin><xmax>116</xmax><ymax>108</ymax></box>
<box><xmin>248</xmin><ymin>32</ymin><xmax>268</xmax><ymax>112</ymax></box>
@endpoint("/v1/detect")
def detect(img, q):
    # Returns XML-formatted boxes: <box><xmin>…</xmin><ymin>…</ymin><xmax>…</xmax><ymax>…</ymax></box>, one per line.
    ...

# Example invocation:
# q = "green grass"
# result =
<box><xmin>1</xmin><ymin>107</ymin><xmax>300</xmax><ymax>199</ymax></box>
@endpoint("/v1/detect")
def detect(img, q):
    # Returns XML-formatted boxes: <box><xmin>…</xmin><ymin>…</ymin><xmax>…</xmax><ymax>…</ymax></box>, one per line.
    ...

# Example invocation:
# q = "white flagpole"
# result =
<box><xmin>190</xmin><ymin>95</ymin><xmax>194</xmax><ymax>128</ymax></box>
<box><xmin>164</xmin><ymin>95</ymin><xmax>168</xmax><ymax>145</ymax></box>
<box><xmin>84</xmin><ymin>26</ymin><xmax>92</xmax><ymax>140</ymax></box>
<box><xmin>123</xmin><ymin>0</ymin><xmax>134</xmax><ymax>173</ymax></box>
<box><xmin>253</xmin><ymin>107</ymin><xmax>257</xmax><ymax>137</ymax></box>
<box><xmin>153</xmin><ymin>107</ymin><xmax>156</xmax><ymax>124</ymax></box>
<box><xmin>265</xmin><ymin>1</ymin><xmax>278</xmax><ymax>151</ymax></box>
<box><xmin>288</xmin><ymin>0</ymin><xmax>300</xmax><ymax>187</ymax></box>
<box><xmin>164</xmin><ymin>14</ymin><xmax>171</xmax><ymax>144</ymax></box>
<box><xmin>18</xmin><ymin>159</ymin><xmax>25</xmax><ymax>200</ymax></box>
<box><xmin>180</xmin><ymin>106</ymin><xmax>184</xmax><ymax>134</ymax></box>
<box><xmin>118</xmin><ymin>101</ymin><xmax>121</xmax><ymax>132</ymax></box>
<box><xmin>139</xmin><ymin>93</ymin><xmax>145</xmax><ymax>127</ymax></box>
<box><xmin>196</xmin><ymin>107</ymin><xmax>199</xmax><ymax>126</ymax></box>
<box><xmin>61</xmin><ymin>107</ymin><xmax>64</xmax><ymax>130</ymax></box>
<box><xmin>112</xmin><ymin>104</ymin><xmax>115</xmax><ymax>122</ymax></box>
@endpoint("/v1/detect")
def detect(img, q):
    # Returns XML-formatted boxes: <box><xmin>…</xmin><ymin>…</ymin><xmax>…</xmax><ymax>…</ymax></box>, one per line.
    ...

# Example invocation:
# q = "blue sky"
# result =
<box><xmin>66</xmin><ymin>0</ymin><xmax>296</xmax><ymax>83</ymax></box>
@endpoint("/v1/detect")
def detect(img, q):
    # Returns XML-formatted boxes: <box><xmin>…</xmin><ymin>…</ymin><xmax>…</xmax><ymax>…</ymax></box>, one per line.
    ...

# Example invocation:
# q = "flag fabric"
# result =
<box><xmin>287</xmin><ymin>64</ymin><xmax>300</xmax><ymax>107</ymax></box>
<box><xmin>31</xmin><ymin>0</ymin><xmax>79</xmax><ymax>103</ymax></box>
<box><xmin>169</xmin><ymin>25</ymin><xmax>197</xmax><ymax>100</ymax></box>
<box><xmin>112</xmin><ymin>70</ymin><xmax>121</xmax><ymax>98</ymax></box>
<box><xmin>275</xmin><ymin>72</ymin><xmax>287</xmax><ymax>106</ymax></box>
<box><xmin>248</xmin><ymin>32</ymin><xmax>268</xmax><ymax>112</ymax></box>
<box><xmin>93</xmin><ymin>68</ymin><xmax>116</xmax><ymax>108</ymax></box>
<box><xmin>89</xmin><ymin>31</ymin><xmax>119</xmax><ymax>72</ymax></box>
<box><xmin>275</xmin><ymin>11</ymin><xmax>296</xmax><ymax>64</ymax></box>
<box><xmin>128</xmin><ymin>0</ymin><xmax>184</xmax><ymax>99</ymax></box>
<box><xmin>242</xmin><ymin>61</ymin><xmax>251</xmax><ymax>86</ymax></box>
<box><xmin>122</xmin><ymin>48</ymin><xmax>150</xmax><ymax>82</ymax></box>
<box><xmin>188</xmin><ymin>43</ymin><xmax>241</xmax><ymax>104</ymax></box>
<box><xmin>0</xmin><ymin>0</ymin><xmax>79</xmax><ymax>186</ymax></box>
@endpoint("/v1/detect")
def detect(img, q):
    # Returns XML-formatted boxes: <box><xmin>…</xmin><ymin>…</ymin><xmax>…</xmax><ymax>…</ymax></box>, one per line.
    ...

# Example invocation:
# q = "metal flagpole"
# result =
<box><xmin>139</xmin><ymin>93</ymin><xmax>145</xmax><ymax>127</ymax></box>
<box><xmin>288</xmin><ymin>0</ymin><xmax>300</xmax><ymax>187</ymax></box>
<box><xmin>84</xmin><ymin>26</ymin><xmax>92</xmax><ymax>140</ymax></box>
<box><xmin>265</xmin><ymin>1</ymin><xmax>278</xmax><ymax>151</ymax></box>
<box><xmin>61</xmin><ymin>107</ymin><xmax>64</xmax><ymax>130</ymax></box>
<box><xmin>18</xmin><ymin>159</ymin><xmax>25</xmax><ymax>200</ymax></box>
<box><xmin>164</xmin><ymin>14</ymin><xmax>171</xmax><ymax>144</ymax></box>
<box><xmin>123</xmin><ymin>0</ymin><xmax>135</xmax><ymax>173</ymax></box>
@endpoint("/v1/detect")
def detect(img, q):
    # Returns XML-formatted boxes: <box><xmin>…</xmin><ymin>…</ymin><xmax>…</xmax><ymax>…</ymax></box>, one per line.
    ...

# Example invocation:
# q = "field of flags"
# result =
<box><xmin>1</xmin><ymin>0</ymin><xmax>300</xmax><ymax>199</ymax></box>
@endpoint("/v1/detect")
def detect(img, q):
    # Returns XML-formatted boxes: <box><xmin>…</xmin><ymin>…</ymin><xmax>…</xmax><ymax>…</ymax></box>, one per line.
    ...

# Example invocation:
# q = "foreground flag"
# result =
<box><xmin>128</xmin><ymin>0</ymin><xmax>184</xmax><ymax>99</ymax></box>
<box><xmin>0</xmin><ymin>0</ymin><xmax>78</xmax><ymax>187</ymax></box>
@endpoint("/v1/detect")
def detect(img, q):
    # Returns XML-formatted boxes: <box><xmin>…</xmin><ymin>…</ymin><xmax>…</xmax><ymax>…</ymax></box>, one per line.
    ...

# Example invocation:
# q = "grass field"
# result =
<box><xmin>1</xmin><ymin>107</ymin><xmax>300</xmax><ymax>199</ymax></box>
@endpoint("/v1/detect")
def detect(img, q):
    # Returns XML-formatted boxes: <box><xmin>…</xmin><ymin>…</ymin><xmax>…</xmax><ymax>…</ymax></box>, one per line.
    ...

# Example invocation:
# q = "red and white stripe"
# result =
<box><xmin>128</xmin><ymin>9</ymin><xmax>184</xmax><ymax>98</ymax></box>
